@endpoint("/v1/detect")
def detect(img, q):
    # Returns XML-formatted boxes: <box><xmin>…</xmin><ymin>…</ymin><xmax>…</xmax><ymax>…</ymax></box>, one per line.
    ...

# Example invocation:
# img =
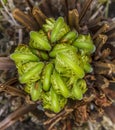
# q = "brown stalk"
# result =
<box><xmin>103</xmin><ymin>88</ymin><xmax>115</xmax><ymax>101</ymax></box>
<box><xmin>25</xmin><ymin>0</ymin><xmax>34</xmax><ymax>9</ymax></box>
<box><xmin>93</xmin><ymin>23</ymin><xmax>109</xmax><ymax>39</ymax></box>
<box><xmin>108</xmin><ymin>33</ymin><xmax>115</xmax><ymax>40</ymax></box>
<box><xmin>38</xmin><ymin>0</ymin><xmax>52</xmax><ymax>16</ymax></box>
<box><xmin>87</xmin><ymin>16</ymin><xmax>103</xmax><ymax>29</ymax></box>
<box><xmin>12</xmin><ymin>8</ymin><xmax>38</xmax><ymax>31</ymax></box>
<box><xmin>32</xmin><ymin>7</ymin><xmax>47</xmax><ymax>27</ymax></box>
<box><xmin>95</xmin><ymin>94</ymin><xmax>112</xmax><ymax>107</ymax></box>
<box><xmin>68</xmin><ymin>9</ymin><xmax>79</xmax><ymax>30</ymax></box>
<box><xmin>106</xmin><ymin>21</ymin><xmax>115</xmax><ymax>33</ymax></box>
<box><xmin>44</xmin><ymin>110</ymin><xmax>66</xmax><ymax>125</ymax></box>
<box><xmin>100</xmin><ymin>48</ymin><xmax>111</xmax><ymax>60</ymax></box>
<box><xmin>95</xmin><ymin>34</ymin><xmax>108</xmax><ymax>48</ymax></box>
<box><xmin>0</xmin><ymin>104</ymin><xmax>37</xmax><ymax>130</ymax></box>
<box><xmin>94</xmin><ymin>61</ymin><xmax>115</xmax><ymax>76</ymax></box>
<box><xmin>0</xmin><ymin>77</ymin><xmax>27</xmax><ymax>98</ymax></box>
<box><xmin>45</xmin><ymin>108</ymin><xmax>73</xmax><ymax>130</ymax></box>
<box><xmin>1</xmin><ymin>77</ymin><xmax>17</xmax><ymax>86</ymax></box>
<box><xmin>94</xmin><ymin>75</ymin><xmax>110</xmax><ymax>90</ymax></box>
<box><xmin>74</xmin><ymin>105</ymin><xmax>88</xmax><ymax>124</ymax></box>
<box><xmin>47</xmin><ymin>117</ymin><xmax>62</xmax><ymax>130</ymax></box>
<box><xmin>0</xmin><ymin>85</ymin><xmax>26</xmax><ymax>98</ymax></box>
<box><xmin>79</xmin><ymin>0</ymin><xmax>93</xmax><ymax>23</ymax></box>
<box><xmin>94</xmin><ymin>34</ymin><xmax>108</xmax><ymax>60</ymax></box>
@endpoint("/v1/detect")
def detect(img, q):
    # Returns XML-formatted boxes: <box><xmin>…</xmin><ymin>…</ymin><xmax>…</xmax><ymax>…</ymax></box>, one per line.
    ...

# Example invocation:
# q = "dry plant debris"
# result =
<box><xmin>0</xmin><ymin>0</ymin><xmax>115</xmax><ymax>130</ymax></box>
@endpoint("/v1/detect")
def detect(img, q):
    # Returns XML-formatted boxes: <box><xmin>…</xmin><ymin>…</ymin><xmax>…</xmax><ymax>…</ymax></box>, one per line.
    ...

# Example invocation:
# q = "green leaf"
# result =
<box><xmin>10</xmin><ymin>44</ymin><xmax>39</xmax><ymax>64</ymax></box>
<box><xmin>49</xmin><ymin>43</ymin><xmax>77</xmax><ymax>58</ymax></box>
<box><xmin>56</xmin><ymin>52</ymin><xmax>85</xmax><ymax>78</ymax></box>
<box><xmin>71</xmin><ymin>79</ymin><xmax>87</xmax><ymax>100</ymax></box>
<box><xmin>30</xmin><ymin>81</ymin><xmax>42</xmax><ymax>101</ymax></box>
<box><xmin>51</xmin><ymin>69</ymin><xmax>70</xmax><ymax>98</ymax></box>
<box><xmin>61</xmin><ymin>31</ymin><xmax>78</xmax><ymax>43</ymax></box>
<box><xmin>29</xmin><ymin>30</ymin><xmax>51</xmax><ymax>51</ymax></box>
<box><xmin>29</xmin><ymin>47</ymin><xmax>49</xmax><ymax>60</ymax></box>
<box><xmin>42</xmin><ymin>87</ymin><xmax>67</xmax><ymax>113</ymax></box>
<box><xmin>43</xmin><ymin>18</ymin><xmax>56</xmax><ymax>32</ymax></box>
<box><xmin>42</xmin><ymin>62</ymin><xmax>54</xmax><ymax>91</ymax></box>
<box><xmin>19</xmin><ymin>62</ymin><xmax>44</xmax><ymax>83</ymax></box>
<box><xmin>73</xmin><ymin>34</ymin><xmax>95</xmax><ymax>54</ymax></box>
<box><xmin>24</xmin><ymin>82</ymin><xmax>35</xmax><ymax>94</ymax></box>
<box><xmin>51</xmin><ymin>17</ymin><xmax>70</xmax><ymax>43</ymax></box>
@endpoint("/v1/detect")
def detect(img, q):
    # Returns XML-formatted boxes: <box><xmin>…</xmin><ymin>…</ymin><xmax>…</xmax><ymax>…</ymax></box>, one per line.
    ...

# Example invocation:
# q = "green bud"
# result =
<box><xmin>29</xmin><ymin>30</ymin><xmax>51</xmax><ymax>51</ymax></box>
<box><xmin>29</xmin><ymin>47</ymin><xmax>49</xmax><ymax>60</ymax></box>
<box><xmin>51</xmin><ymin>17</ymin><xmax>70</xmax><ymax>43</ymax></box>
<box><xmin>10</xmin><ymin>44</ymin><xmax>39</xmax><ymax>64</ymax></box>
<box><xmin>19</xmin><ymin>62</ymin><xmax>44</xmax><ymax>83</ymax></box>
<box><xmin>50</xmin><ymin>88</ymin><xmax>61</xmax><ymax>113</ymax></box>
<box><xmin>30</xmin><ymin>81</ymin><xmax>42</xmax><ymax>101</ymax></box>
<box><xmin>84</xmin><ymin>63</ymin><xmax>93</xmax><ymax>73</ymax></box>
<box><xmin>49</xmin><ymin>43</ymin><xmax>77</xmax><ymax>58</ymax></box>
<box><xmin>73</xmin><ymin>34</ymin><xmax>95</xmax><ymax>54</ymax></box>
<box><xmin>56</xmin><ymin>52</ymin><xmax>85</xmax><ymax>78</ymax></box>
<box><xmin>71</xmin><ymin>79</ymin><xmax>87</xmax><ymax>100</ymax></box>
<box><xmin>43</xmin><ymin>18</ymin><xmax>56</xmax><ymax>32</ymax></box>
<box><xmin>24</xmin><ymin>82</ymin><xmax>35</xmax><ymax>94</ymax></box>
<box><xmin>61</xmin><ymin>31</ymin><xmax>78</xmax><ymax>43</ymax></box>
<box><xmin>42</xmin><ymin>62</ymin><xmax>54</xmax><ymax>91</ymax></box>
<box><xmin>42</xmin><ymin>87</ymin><xmax>67</xmax><ymax>113</ymax></box>
<box><xmin>51</xmin><ymin>69</ymin><xmax>70</xmax><ymax>98</ymax></box>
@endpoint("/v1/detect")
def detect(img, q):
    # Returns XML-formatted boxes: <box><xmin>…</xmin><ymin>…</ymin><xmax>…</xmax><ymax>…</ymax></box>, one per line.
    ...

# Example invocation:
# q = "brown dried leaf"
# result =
<box><xmin>79</xmin><ymin>0</ymin><xmax>93</xmax><ymax>23</ymax></box>
<box><xmin>95</xmin><ymin>94</ymin><xmax>112</xmax><ymax>107</ymax></box>
<box><xmin>32</xmin><ymin>7</ymin><xmax>47</xmax><ymax>27</ymax></box>
<box><xmin>93</xmin><ymin>24</ymin><xmax>109</xmax><ymax>39</ymax></box>
<box><xmin>0</xmin><ymin>85</ymin><xmax>26</xmax><ymax>98</ymax></box>
<box><xmin>94</xmin><ymin>34</ymin><xmax>108</xmax><ymax>60</ymax></box>
<box><xmin>74</xmin><ymin>105</ymin><xmax>88</xmax><ymax>124</ymax></box>
<box><xmin>104</xmin><ymin>105</ymin><xmax>115</xmax><ymax>123</ymax></box>
<box><xmin>12</xmin><ymin>8</ymin><xmax>39</xmax><ymax>31</ymax></box>
<box><xmin>100</xmin><ymin>48</ymin><xmax>111</xmax><ymax>59</ymax></box>
<box><xmin>0</xmin><ymin>104</ymin><xmax>37</xmax><ymax>130</ymax></box>
<box><xmin>103</xmin><ymin>88</ymin><xmax>115</xmax><ymax>101</ymax></box>
<box><xmin>94</xmin><ymin>62</ymin><xmax>115</xmax><ymax>76</ymax></box>
<box><xmin>68</xmin><ymin>9</ymin><xmax>79</xmax><ymax>30</ymax></box>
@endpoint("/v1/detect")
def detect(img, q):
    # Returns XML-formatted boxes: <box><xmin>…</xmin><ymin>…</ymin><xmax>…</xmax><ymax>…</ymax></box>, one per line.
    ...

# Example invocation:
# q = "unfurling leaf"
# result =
<box><xmin>42</xmin><ymin>62</ymin><xmax>54</xmax><ymax>91</ymax></box>
<box><xmin>10</xmin><ymin>16</ymin><xmax>95</xmax><ymax>113</ymax></box>
<box><xmin>43</xmin><ymin>18</ymin><xmax>55</xmax><ymax>32</ymax></box>
<box><xmin>51</xmin><ymin>69</ymin><xmax>70</xmax><ymax>98</ymax></box>
<box><xmin>30</xmin><ymin>81</ymin><xmax>42</xmax><ymax>101</ymax></box>
<box><xmin>19</xmin><ymin>62</ymin><xmax>44</xmax><ymax>83</ymax></box>
<box><xmin>61</xmin><ymin>31</ymin><xmax>78</xmax><ymax>43</ymax></box>
<box><xmin>29</xmin><ymin>30</ymin><xmax>51</xmax><ymax>51</ymax></box>
<box><xmin>51</xmin><ymin>17</ymin><xmax>70</xmax><ymax>43</ymax></box>
<box><xmin>56</xmin><ymin>52</ymin><xmax>85</xmax><ymax>78</ymax></box>
<box><xmin>71</xmin><ymin>79</ymin><xmax>87</xmax><ymax>100</ymax></box>
<box><xmin>73</xmin><ymin>34</ymin><xmax>95</xmax><ymax>54</ymax></box>
<box><xmin>43</xmin><ymin>87</ymin><xmax>67</xmax><ymax>113</ymax></box>
<box><xmin>10</xmin><ymin>44</ymin><xmax>39</xmax><ymax>64</ymax></box>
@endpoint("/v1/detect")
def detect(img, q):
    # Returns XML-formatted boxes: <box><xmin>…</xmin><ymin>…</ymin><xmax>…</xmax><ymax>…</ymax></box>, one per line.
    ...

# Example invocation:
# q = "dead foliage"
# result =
<box><xmin>0</xmin><ymin>0</ymin><xmax>115</xmax><ymax>129</ymax></box>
